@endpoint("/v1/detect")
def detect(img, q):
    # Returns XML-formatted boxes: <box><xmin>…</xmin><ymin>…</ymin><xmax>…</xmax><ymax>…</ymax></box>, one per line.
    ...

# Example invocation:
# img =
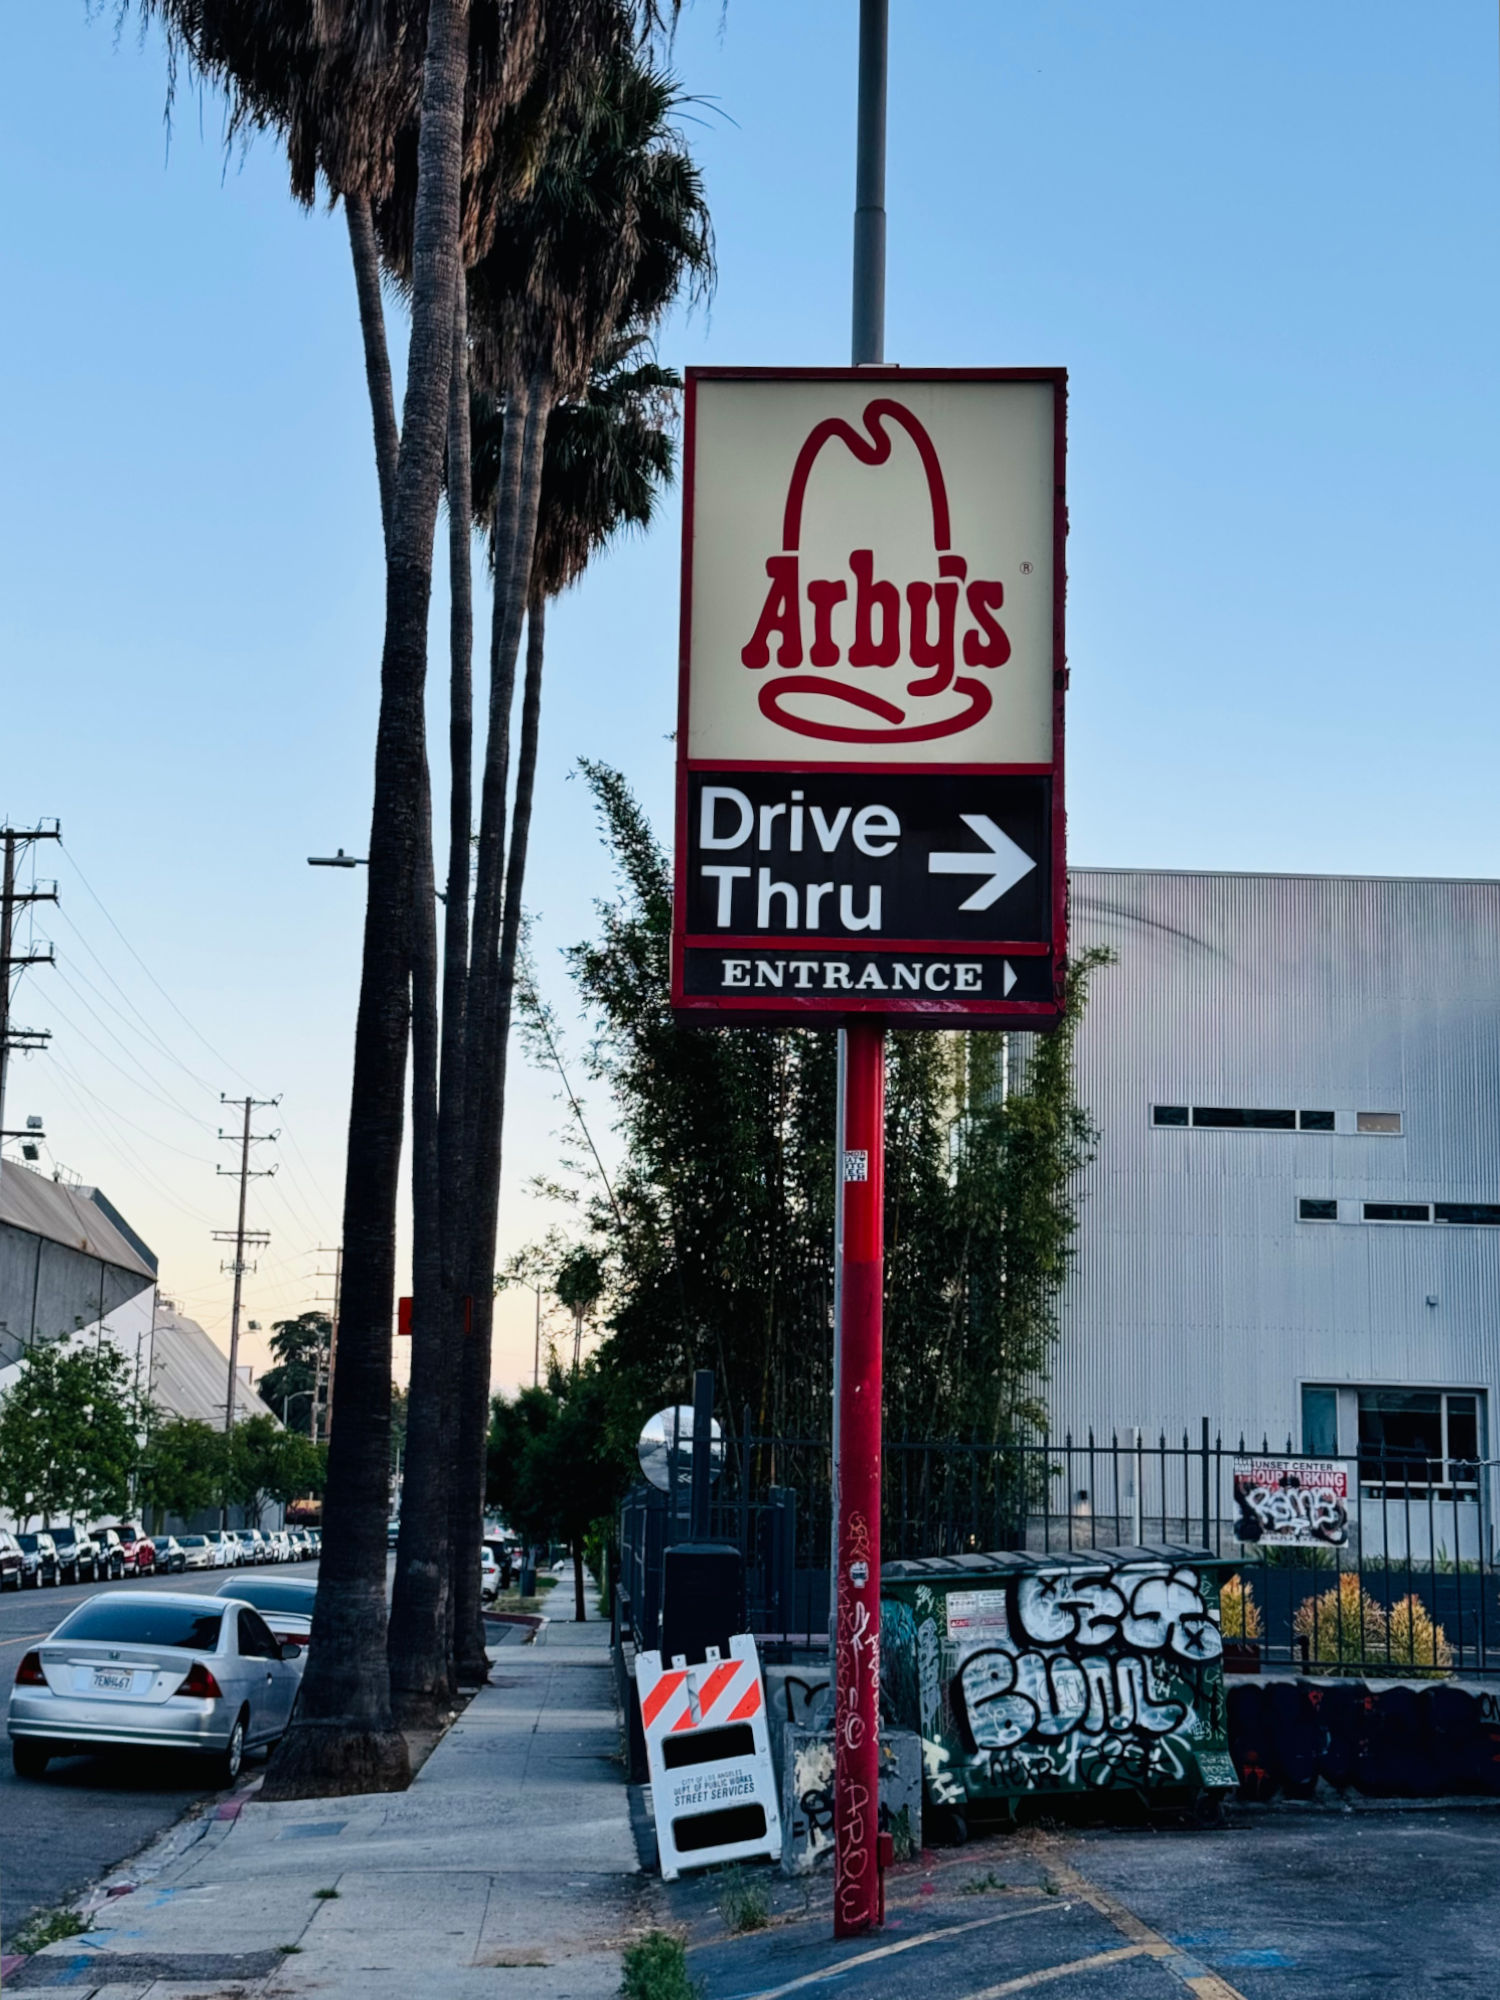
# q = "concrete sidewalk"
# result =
<box><xmin>7</xmin><ymin>1599</ymin><xmax>644</xmax><ymax>1998</ymax></box>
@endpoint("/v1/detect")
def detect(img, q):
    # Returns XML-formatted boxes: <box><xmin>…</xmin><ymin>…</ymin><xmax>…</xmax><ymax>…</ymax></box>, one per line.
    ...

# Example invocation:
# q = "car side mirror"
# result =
<box><xmin>280</xmin><ymin>1642</ymin><xmax>304</xmax><ymax>1662</ymax></box>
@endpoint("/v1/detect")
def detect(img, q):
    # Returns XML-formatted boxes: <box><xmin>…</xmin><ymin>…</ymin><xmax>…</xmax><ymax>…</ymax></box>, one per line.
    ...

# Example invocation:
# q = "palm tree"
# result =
<box><xmin>131</xmin><ymin>0</ymin><xmax>626</xmax><ymax>1791</ymax></box>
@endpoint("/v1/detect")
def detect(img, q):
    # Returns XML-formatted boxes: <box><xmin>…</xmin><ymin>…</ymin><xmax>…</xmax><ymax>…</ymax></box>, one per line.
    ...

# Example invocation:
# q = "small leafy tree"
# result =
<box><xmin>1387</xmin><ymin>1594</ymin><xmax>1454</xmax><ymax>1678</ymax></box>
<box><xmin>225</xmin><ymin>1417</ymin><xmax>326</xmax><ymax>1526</ymax></box>
<box><xmin>0</xmin><ymin>1342</ymin><xmax>142</xmax><ymax>1527</ymax></box>
<box><xmin>138</xmin><ymin>1417</ymin><xmax>226</xmax><ymax>1531</ymax></box>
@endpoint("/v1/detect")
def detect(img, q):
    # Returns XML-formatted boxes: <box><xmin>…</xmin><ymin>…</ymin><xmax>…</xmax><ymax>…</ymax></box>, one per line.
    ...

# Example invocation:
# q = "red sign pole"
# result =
<box><xmin>833</xmin><ymin>1018</ymin><xmax>884</xmax><ymax>1936</ymax></box>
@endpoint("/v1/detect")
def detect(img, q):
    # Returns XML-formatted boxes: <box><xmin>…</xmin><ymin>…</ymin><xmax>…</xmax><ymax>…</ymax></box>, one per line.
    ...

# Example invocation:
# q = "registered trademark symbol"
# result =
<box><xmin>1019</xmin><ymin>561</ymin><xmax>1034</xmax><ymax>575</ymax></box>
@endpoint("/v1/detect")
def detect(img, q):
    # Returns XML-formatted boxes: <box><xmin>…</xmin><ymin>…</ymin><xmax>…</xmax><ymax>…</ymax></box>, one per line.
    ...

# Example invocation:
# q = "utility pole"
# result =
<box><xmin>833</xmin><ymin>0</ymin><xmax>890</xmax><ymax>1942</ymax></box>
<box><xmin>314</xmin><ymin>1245</ymin><xmax>343</xmax><ymax>1441</ymax></box>
<box><xmin>0</xmin><ymin>822</ymin><xmax>60</xmax><ymax>1197</ymax></box>
<box><xmin>212</xmin><ymin>1096</ymin><xmax>278</xmax><ymax>1483</ymax></box>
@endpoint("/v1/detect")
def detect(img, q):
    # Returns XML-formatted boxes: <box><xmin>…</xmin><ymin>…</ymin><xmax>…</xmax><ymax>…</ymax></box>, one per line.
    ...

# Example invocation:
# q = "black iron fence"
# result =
<box><xmin>616</xmin><ymin>1417</ymin><xmax>1500</xmax><ymax>1679</ymax></box>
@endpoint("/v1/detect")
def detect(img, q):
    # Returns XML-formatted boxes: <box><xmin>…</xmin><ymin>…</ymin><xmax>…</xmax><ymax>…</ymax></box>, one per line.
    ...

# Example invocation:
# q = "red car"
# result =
<box><xmin>113</xmin><ymin>1524</ymin><xmax>157</xmax><ymax>1576</ymax></box>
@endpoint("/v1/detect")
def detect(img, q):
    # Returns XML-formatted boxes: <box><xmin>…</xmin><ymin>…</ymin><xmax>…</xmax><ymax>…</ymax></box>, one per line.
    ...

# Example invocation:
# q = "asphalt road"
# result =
<box><xmin>0</xmin><ymin>1557</ymin><xmax>320</xmax><ymax>1947</ymax></box>
<box><xmin>689</xmin><ymin>1809</ymin><xmax>1500</xmax><ymax>2000</ymax></box>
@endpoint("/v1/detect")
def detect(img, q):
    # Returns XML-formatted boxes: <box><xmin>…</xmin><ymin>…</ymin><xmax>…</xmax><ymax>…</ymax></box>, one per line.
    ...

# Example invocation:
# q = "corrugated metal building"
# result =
<box><xmin>1057</xmin><ymin>868</ymin><xmax>1500</xmax><ymax>1485</ymax></box>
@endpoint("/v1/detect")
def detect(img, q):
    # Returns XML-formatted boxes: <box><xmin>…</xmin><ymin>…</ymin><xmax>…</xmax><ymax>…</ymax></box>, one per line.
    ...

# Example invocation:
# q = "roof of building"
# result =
<box><xmin>0</xmin><ymin>1163</ymin><xmax>156</xmax><ymax>1282</ymax></box>
<box><xmin>149</xmin><ymin>1303</ymin><xmax>279</xmax><ymax>1428</ymax></box>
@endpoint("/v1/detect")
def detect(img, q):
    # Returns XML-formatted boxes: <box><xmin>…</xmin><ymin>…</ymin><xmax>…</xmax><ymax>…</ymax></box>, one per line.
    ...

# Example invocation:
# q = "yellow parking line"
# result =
<box><xmin>1042</xmin><ymin>1855</ymin><xmax>1248</xmax><ymax>2000</ymax></box>
<box><xmin>961</xmin><ymin>1943</ymin><xmax>1150</xmax><ymax>1995</ymax></box>
<box><xmin>732</xmin><ymin>1902</ymin><xmax>1062</xmax><ymax>2000</ymax></box>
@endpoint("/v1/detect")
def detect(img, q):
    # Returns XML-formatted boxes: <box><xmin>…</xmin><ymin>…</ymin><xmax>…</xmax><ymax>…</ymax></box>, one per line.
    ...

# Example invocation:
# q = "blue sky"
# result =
<box><xmin>2</xmin><ymin>2</ymin><xmax>1496</xmax><ymax>1390</ymax></box>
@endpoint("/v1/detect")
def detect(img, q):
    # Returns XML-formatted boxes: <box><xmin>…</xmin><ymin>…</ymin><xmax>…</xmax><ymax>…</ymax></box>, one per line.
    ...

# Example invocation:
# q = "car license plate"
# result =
<box><xmin>92</xmin><ymin>1669</ymin><xmax>132</xmax><ymax>1692</ymax></box>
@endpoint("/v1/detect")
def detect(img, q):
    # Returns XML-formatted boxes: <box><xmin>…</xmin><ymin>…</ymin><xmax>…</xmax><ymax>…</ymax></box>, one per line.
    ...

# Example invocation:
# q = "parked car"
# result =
<box><xmin>16</xmin><ymin>1532</ymin><xmax>59</xmax><ymax>1589</ymax></box>
<box><xmin>266</xmin><ymin>1531</ymin><xmax>292</xmax><ymax>1564</ymax></box>
<box><xmin>203</xmin><ymin>1531</ymin><xmax>235</xmax><ymax>1568</ymax></box>
<box><xmin>90</xmin><ymin>1529</ymin><xmax>126</xmax><ymax>1581</ymax></box>
<box><xmin>238</xmin><ymin>1529</ymin><xmax>270</xmax><ymax>1566</ymax></box>
<box><xmin>154</xmin><ymin>1536</ymin><xmax>188</xmax><ymax>1575</ymax></box>
<box><xmin>112</xmin><ymin>1525</ymin><xmax>157</xmax><ymax>1576</ymax></box>
<box><xmin>211</xmin><ymin>1576</ymin><xmax>316</xmax><ymax>1647</ymax></box>
<box><xmin>8</xmin><ymin>1591</ymin><xmax>306</xmax><ymax>1783</ymax></box>
<box><xmin>480</xmin><ymin>1546</ymin><xmax>500</xmax><ymax>1603</ymax></box>
<box><xmin>49</xmin><ymin>1527</ymin><xmax>101</xmax><ymax>1584</ymax></box>
<box><xmin>387</xmin><ymin>1519</ymin><xmax>400</xmax><ymax>1549</ymax></box>
<box><xmin>175</xmin><ymin>1535</ymin><xmax>216</xmax><ymax>1573</ymax></box>
<box><xmin>0</xmin><ymin>1532</ymin><xmax>24</xmax><ymax>1592</ymax></box>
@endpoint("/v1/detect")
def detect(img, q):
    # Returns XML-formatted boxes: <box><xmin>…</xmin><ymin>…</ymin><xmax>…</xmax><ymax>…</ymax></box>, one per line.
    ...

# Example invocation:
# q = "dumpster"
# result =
<box><xmin>881</xmin><ymin>1544</ymin><xmax>1240</xmax><ymax>1832</ymax></box>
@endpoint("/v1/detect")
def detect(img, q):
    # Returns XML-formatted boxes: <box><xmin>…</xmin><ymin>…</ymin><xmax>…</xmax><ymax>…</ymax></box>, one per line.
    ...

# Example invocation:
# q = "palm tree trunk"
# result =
<box><xmin>346</xmin><ymin>194</ymin><xmax>399</xmax><ymax>534</ymax></box>
<box><xmin>264</xmin><ymin>0</ymin><xmax>470</xmax><ymax>1802</ymax></box>
<box><xmin>388</xmin><ymin>274</ymin><xmax>474</xmax><ymax>1722</ymax></box>
<box><xmin>452</xmin><ymin>381</ymin><xmax>552</xmax><ymax>1682</ymax></box>
<box><xmin>572</xmin><ymin>1535</ymin><xmax>586</xmax><ymax>1622</ymax></box>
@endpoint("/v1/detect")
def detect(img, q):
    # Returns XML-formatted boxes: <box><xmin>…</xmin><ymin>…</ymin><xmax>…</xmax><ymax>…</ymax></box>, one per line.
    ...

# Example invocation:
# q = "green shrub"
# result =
<box><xmin>620</xmin><ymin>1932</ymin><xmax>700</xmax><ymax>2000</ymax></box>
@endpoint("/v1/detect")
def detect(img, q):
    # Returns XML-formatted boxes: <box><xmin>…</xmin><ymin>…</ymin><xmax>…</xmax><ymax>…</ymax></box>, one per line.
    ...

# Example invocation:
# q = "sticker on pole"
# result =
<box><xmin>635</xmin><ymin>1633</ymin><xmax>783</xmax><ymax>1879</ymax></box>
<box><xmin>672</xmin><ymin>367</ymin><xmax>1068</xmax><ymax>1029</ymax></box>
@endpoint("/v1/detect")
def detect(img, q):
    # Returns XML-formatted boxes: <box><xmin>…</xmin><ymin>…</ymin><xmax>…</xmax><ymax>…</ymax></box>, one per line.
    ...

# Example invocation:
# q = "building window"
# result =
<box><xmin>1299</xmin><ymin>1198</ymin><xmax>1338</xmax><ymax>1222</ymax></box>
<box><xmin>1301</xmin><ymin>1385</ymin><xmax>1338</xmax><ymax>1457</ymax></box>
<box><xmin>1152</xmin><ymin>1105</ymin><xmax>1189</xmax><ymax>1126</ymax></box>
<box><xmin>1192</xmin><ymin>1107</ymin><xmax>1296</xmax><ymax>1130</ymax></box>
<box><xmin>1358</xmin><ymin>1389</ymin><xmax>1482</xmax><ymax>1499</ymax></box>
<box><xmin>1299</xmin><ymin>1110</ymin><xmax>1335</xmax><ymax>1131</ymax></box>
<box><xmin>1357</xmin><ymin>1111</ymin><xmax>1402</xmax><ymax>1134</ymax></box>
<box><xmin>1363</xmin><ymin>1202</ymin><xmax>1431</xmax><ymax>1224</ymax></box>
<box><xmin>1434</xmin><ymin>1203</ymin><xmax>1500</xmax><ymax>1227</ymax></box>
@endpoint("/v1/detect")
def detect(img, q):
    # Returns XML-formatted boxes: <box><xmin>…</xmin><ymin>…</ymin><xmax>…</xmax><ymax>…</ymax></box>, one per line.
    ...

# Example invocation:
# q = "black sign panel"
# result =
<box><xmin>680</xmin><ymin>946</ymin><xmax>1053</xmax><ymax>1005</ymax></box>
<box><xmin>682</xmin><ymin>771</ymin><xmax>1051</xmax><ymax>946</ymax></box>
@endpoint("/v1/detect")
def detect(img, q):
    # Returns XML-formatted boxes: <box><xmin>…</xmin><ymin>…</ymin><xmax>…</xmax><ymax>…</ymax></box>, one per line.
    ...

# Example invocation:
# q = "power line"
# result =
<box><xmin>58</xmin><ymin>840</ymin><xmax>252</xmax><ymax>1088</ymax></box>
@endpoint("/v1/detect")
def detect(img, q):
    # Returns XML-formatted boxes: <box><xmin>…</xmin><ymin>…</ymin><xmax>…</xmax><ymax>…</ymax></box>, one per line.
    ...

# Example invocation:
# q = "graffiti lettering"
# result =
<box><xmin>920</xmin><ymin>1564</ymin><xmax>1221</xmax><ymax>1800</ymax></box>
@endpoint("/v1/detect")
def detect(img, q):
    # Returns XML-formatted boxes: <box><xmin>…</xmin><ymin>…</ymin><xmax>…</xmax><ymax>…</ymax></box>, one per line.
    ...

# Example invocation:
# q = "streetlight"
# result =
<box><xmin>281</xmin><ymin>1387</ymin><xmax>316</xmax><ymax>1431</ymax></box>
<box><xmin>307</xmin><ymin>850</ymin><xmax>444</xmax><ymax>901</ymax></box>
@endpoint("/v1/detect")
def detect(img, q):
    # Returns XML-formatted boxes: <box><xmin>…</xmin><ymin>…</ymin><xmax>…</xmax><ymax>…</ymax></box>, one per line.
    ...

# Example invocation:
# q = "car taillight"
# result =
<box><xmin>173</xmin><ymin>1661</ymin><xmax>223</xmax><ymax>1700</ymax></box>
<box><xmin>15</xmin><ymin>1651</ymin><xmax>47</xmax><ymax>1686</ymax></box>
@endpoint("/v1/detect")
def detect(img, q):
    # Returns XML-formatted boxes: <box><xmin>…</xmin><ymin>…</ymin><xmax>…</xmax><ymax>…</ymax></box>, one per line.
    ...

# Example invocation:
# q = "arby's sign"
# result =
<box><xmin>673</xmin><ymin>367</ymin><xmax>1067</xmax><ymax>1026</ymax></box>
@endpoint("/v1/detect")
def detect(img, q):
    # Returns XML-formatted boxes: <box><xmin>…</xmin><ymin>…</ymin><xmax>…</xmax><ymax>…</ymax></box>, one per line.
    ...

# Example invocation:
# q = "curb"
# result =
<box><xmin>485</xmin><ymin>1611</ymin><xmax>548</xmax><ymax>1642</ymax></box>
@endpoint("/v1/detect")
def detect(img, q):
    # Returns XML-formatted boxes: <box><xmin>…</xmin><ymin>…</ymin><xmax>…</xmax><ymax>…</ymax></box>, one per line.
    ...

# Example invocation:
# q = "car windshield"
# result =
<box><xmin>56</xmin><ymin>1601</ymin><xmax>223</xmax><ymax>1650</ymax></box>
<box><xmin>17</xmin><ymin>1535</ymin><xmax>43</xmax><ymax>1551</ymax></box>
<box><xmin>216</xmin><ymin>1580</ymin><xmax>315</xmax><ymax>1612</ymax></box>
<box><xmin>179</xmin><ymin>1536</ymin><xmax>208</xmax><ymax>1548</ymax></box>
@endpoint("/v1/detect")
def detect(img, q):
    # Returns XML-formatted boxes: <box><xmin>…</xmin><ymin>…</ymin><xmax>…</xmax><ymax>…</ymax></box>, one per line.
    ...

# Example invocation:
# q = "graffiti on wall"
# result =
<box><xmin>884</xmin><ymin>1563</ymin><xmax>1228</xmax><ymax>1806</ymax></box>
<box><xmin>1232</xmin><ymin>1458</ymin><xmax>1349</xmax><ymax>1547</ymax></box>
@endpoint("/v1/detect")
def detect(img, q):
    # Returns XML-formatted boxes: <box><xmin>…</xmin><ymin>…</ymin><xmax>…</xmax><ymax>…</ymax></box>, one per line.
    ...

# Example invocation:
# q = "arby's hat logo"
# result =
<box><xmin>738</xmin><ymin>399</ymin><xmax>1011</xmax><ymax>745</ymax></box>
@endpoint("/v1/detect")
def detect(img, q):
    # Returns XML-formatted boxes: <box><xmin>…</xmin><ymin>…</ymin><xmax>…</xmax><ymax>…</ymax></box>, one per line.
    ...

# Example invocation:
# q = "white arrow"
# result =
<box><xmin>928</xmin><ymin>816</ymin><xmax>1037</xmax><ymax>911</ymax></box>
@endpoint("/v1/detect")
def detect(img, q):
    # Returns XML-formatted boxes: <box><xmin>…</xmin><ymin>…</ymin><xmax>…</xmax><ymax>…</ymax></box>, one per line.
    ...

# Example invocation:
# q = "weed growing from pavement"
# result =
<box><xmin>717</xmin><ymin>1867</ymin><xmax>772</xmax><ymax>1934</ymax></box>
<box><xmin>960</xmin><ymin>1872</ymin><xmax>1007</xmax><ymax>1895</ymax></box>
<box><xmin>11</xmin><ymin>1906</ymin><xmax>90</xmax><ymax>1956</ymax></box>
<box><xmin>620</xmin><ymin>1931</ymin><xmax>701</xmax><ymax>2000</ymax></box>
<box><xmin>314</xmin><ymin>1888</ymin><xmax>340</xmax><ymax>1899</ymax></box>
<box><xmin>278</xmin><ymin>1943</ymin><xmax>304</xmax><ymax>1953</ymax></box>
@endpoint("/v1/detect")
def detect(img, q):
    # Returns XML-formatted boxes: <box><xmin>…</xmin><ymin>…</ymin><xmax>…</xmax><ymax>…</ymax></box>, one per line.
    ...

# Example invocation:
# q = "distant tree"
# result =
<box><xmin>138</xmin><ymin>1417</ymin><xmax>226</xmax><ymax>1530</ymax></box>
<box><xmin>224</xmin><ymin>1416</ymin><xmax>325</xmax><ymax>1526</ymax></box>
<box><xmin>0</xmin><ymin>1342</ymin><xmax>141</xmax><ymax>1528</ymax></box>
<box><xmin>257</xmin><ymin>1312</ymin><xmax>331</xmax><ymax>1437</ymax></box>
<box><xmin>487</xmin><ymin>1363</ymin><xmax>637</xmax><ymax>1619</ymax></box>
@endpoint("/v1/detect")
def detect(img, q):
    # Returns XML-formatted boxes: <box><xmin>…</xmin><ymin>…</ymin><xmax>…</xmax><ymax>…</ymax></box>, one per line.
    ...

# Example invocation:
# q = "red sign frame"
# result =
<box><xmin>671</xmin><ymin>366</ymin><xmax>1068</xmax><ymax>1028</ymax></box>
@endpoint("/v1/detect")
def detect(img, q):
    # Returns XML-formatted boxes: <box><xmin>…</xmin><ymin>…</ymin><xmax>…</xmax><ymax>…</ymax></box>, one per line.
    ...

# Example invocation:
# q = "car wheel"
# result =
<box><xmin>210</xmin><ymin>1713</ymin><xmax>247</xmax><ymax>1788</ymax></box>
<box><xmin>13</xmin><ymin>1740</ymin><xmax>51</xmax><ymax>1779</ymax></box>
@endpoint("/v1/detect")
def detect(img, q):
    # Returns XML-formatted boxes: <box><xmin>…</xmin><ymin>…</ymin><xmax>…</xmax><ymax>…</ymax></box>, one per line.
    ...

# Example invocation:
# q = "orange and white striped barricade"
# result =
<box><xmin>635</xmin><ymin>1632</ymin><xmax>782</xmax><ymax>1879</ymax></box>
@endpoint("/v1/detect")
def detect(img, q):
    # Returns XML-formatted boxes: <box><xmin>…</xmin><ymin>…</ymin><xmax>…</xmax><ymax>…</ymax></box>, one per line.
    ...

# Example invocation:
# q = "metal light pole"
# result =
<box><xmin>833</xmin><ymin>0</ymin><xmax>889</xmax><ymax>1942</ymax></box>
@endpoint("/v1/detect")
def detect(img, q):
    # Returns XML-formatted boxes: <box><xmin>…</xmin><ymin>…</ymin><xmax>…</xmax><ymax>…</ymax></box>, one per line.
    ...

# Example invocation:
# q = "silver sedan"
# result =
<box><xmin>8</xmin><ymin>1591</ymin><xmax>305</xmax><ymax>1785</ymax></box>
